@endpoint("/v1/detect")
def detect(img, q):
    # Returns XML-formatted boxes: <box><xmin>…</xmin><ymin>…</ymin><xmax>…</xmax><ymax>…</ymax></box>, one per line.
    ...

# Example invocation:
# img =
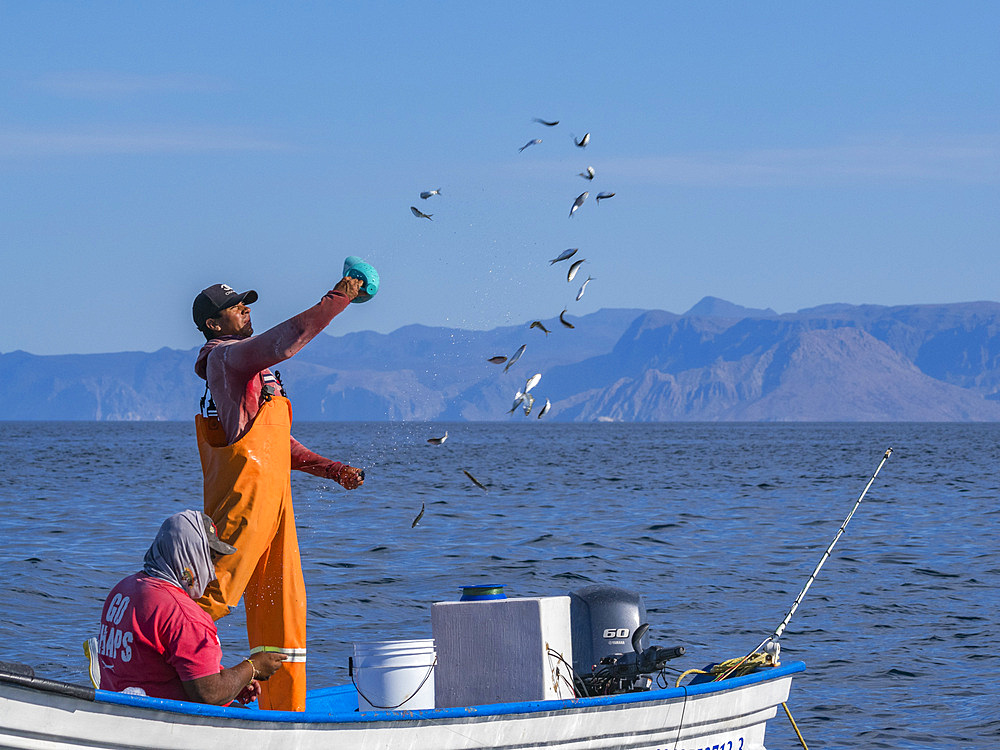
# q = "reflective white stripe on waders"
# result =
<box><xmin>251</xmin><ymin>645</ymin><xmax>307</xmax><ymax>663</ymax></box>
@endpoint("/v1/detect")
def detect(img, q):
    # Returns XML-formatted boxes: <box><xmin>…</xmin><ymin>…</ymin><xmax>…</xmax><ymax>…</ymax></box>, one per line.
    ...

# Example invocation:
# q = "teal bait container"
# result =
<box><xmin>343</xmin><ymin>256</ymin><xmax>379</xmax><ymax>303</ymax></box>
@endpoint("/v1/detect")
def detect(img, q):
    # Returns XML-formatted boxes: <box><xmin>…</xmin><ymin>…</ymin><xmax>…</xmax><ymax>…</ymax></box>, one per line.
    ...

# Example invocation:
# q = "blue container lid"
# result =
<box><xmin>460</xmin><ymin>584</ymin><xmax>506</xmax><ymax>601</ymax></box>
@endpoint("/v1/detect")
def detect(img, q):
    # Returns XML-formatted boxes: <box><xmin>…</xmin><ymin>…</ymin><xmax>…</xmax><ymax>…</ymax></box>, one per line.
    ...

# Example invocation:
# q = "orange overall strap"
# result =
<box><xmin>195</xmin><ymin>394</ymin><xmax>307</xmax><ymax>712</ymax></box>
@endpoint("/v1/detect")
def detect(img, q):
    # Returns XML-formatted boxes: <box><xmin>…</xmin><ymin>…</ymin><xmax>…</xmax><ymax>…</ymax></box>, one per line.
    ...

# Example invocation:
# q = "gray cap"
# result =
<box><xmin>200</xmin><ymin>512</ymin><xmax>236</xmax><ymax>555</ymax></box>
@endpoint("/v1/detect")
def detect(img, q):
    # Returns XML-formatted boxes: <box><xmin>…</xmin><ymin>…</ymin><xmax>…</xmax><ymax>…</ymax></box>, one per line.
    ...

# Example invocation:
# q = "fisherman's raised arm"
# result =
<box><xmin>214</xmin><ymin>282</ymin><xmax>359</xmax><ymax>377</ymax></box>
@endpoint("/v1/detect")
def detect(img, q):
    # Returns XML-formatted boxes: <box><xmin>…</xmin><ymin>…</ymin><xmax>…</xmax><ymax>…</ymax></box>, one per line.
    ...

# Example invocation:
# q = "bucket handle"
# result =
<box><xmin>351</xmin><ymin>656</ymin><xmax>438</xmax><ymax>711</ymax></box>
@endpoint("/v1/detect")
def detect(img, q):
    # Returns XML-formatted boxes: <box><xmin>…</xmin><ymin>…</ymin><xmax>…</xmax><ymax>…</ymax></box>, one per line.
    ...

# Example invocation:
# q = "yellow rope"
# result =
<box><xmin>674</xmin><ymin>655</ymin><xmax>809</xmax><ymax>749</ymax></box>
<box><xmin>783</xmin><ymin>702</ymin><xmax>809</xmax><ymax>750</ymax></box>
<box><xmin>710</xmin><ymin>651</ymin><xmax>774</xmax><ymax>681</ymax></box>
<box><xmin>674</xmin><ymin>668</ymin><xmax>708</xmax><ymax>687</ymax></box>
<box><xmin>674</xmin><ymin>651</ymin><xmax>772</xmax><ymax>687</ymax></box>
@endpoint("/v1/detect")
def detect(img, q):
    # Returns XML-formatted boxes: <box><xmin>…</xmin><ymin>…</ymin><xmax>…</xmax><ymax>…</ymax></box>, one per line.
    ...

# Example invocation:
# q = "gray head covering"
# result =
<box><xmin>142</xmin><ymin>510</ymin><xmax>216</xmax><ymax>600</ymax></box>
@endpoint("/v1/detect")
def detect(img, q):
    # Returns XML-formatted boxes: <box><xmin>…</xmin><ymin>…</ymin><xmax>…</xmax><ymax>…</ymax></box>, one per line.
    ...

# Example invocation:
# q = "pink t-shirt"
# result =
<box><xmin>98</xmin><ymin>573</ymin><xmax>223</xmax><ymax>701</ymax></box>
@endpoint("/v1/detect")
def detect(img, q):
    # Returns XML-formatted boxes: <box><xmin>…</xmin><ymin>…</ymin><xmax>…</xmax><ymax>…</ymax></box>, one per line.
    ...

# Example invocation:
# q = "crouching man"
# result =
<box><xmin>97</xmin><ymin>510</ymin><xmax>286</xmax><ymax>705</ymax></box>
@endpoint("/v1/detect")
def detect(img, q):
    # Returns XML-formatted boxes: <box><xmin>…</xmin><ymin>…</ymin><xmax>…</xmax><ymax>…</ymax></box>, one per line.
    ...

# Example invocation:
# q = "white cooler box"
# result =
<box><xmin>431</xmin><ymin>596</ymin><xmax>574</xmax><ymax>708</ymax></box>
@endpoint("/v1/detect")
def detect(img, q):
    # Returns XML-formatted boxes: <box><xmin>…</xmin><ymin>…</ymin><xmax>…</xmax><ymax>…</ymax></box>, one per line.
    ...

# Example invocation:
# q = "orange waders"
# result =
<box><xmin>195</xmin><ymin>393</ymin><xmax>307</xmax><ymax>711</ymax></box>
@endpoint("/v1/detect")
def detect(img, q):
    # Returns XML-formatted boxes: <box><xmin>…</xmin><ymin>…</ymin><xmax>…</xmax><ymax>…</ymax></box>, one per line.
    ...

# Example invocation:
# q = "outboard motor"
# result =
<box><xmin>570</xmin><ymin>585</ymin><xmax>648</xmax><ymax>676</ymax></box>
<box><xmin>570</xmin><ymin>584</ymin><xmax>685</xmax><ymax>695</ymax></box>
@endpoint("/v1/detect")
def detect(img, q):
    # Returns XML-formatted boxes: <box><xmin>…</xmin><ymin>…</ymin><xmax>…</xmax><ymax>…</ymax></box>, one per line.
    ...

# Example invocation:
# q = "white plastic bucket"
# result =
<box><xmin>352</xmin><ymin>639</ymin><xmax>436</xmax><ymax>712</ymax></box>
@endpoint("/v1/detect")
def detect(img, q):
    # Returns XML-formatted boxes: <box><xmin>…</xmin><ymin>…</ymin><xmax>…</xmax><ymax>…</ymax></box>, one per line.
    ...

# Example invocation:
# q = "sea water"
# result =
<box><xmin>1</xmin><ymin>421</ymin><xmax>998</xmax><ymax>749</ymax></box>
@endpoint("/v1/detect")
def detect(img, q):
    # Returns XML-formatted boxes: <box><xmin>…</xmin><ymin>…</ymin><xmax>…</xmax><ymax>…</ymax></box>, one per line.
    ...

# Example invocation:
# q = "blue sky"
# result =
<box><xmin>2</xmin><ymin>2</ymin><xmax>998</xmax><ymax>355</ymax></box>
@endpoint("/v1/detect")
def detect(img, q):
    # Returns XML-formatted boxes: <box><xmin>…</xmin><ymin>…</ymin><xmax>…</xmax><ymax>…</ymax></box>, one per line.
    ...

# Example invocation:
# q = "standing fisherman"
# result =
<box><xmin>191</xmin><ymin>277</ymin><xmax>365</xmax><ymax>711</ymax></box>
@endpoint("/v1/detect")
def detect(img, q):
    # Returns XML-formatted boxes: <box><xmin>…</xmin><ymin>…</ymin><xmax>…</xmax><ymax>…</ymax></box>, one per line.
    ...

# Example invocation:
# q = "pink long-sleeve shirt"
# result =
<box><xmin>194</xmin><ymin>289</ymin><xmax>352</xmax><ymax>480</ymax></box>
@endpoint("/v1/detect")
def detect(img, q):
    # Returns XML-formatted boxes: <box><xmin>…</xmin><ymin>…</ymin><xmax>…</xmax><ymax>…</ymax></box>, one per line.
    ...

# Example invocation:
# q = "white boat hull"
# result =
<box><xmin>0</xmin><ymin>662</ymin><xmax>803</xmax><ymax>750</ymax></box>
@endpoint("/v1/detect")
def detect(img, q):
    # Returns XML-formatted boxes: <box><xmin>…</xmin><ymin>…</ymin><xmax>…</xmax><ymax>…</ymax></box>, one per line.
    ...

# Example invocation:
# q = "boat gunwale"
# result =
<box><xmin>70</xmin><ymin>661</ymin><xmax>805</xmax><ymax>725</ymax></box>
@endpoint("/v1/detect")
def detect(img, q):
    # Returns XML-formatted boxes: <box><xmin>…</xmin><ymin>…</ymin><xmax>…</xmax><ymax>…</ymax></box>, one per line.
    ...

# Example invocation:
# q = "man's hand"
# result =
<box><xmin>184</xmin><ymin>652</ymin><xmax>287</xmax><ymax>706</ymax></box>
<box><xmin>250</xmin><ymin>651</ymin><xmax>288</xmax><ymax>681</ymax></box>
<box><xmin>233</xmin><ymin>652</ymin><xmax>286</xmax><ymax>705</ymax></box>
<box><xmin>334</xmin><ymin>275</ymin><xmax>364</xmax><ymax>301</ymax></box>
<box><xmin>338</xmin><ymin>465</ymin><xmax>365</xmax><ymax>490</ymax></box>
<box><xmin>235</xmin><ymin>681</ymin><xmax>261</xmax><ymax>705</ymax></box>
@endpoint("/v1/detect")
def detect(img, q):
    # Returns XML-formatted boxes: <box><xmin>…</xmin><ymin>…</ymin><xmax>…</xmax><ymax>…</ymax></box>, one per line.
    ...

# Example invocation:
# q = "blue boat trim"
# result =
<box><xmin>93</xmin><ymin>661</ymin><xmax>805</xmax><ymax>724</ymax></box>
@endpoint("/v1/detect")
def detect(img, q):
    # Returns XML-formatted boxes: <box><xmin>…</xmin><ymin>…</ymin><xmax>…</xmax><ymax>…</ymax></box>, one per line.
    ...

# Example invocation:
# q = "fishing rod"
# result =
<box><xmin>716</xmin><ymin>447</ymin><xmax>893</xmax><ymax>681</ymax></box>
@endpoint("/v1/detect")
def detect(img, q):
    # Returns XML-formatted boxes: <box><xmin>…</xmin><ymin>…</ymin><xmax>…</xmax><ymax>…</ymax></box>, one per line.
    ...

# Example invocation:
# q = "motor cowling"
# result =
<box><xmin>569</xmin><ymin>584</ymin><xmax>648</xmax><ymax>676</ymax></box>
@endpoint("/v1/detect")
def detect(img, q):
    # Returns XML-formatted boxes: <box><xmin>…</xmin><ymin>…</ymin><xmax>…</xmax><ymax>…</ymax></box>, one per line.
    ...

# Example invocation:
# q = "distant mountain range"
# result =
<box><xmin>5</xmin><ymin>297</ymin><xmax>1000</xmax><ymax>421</ymax></box>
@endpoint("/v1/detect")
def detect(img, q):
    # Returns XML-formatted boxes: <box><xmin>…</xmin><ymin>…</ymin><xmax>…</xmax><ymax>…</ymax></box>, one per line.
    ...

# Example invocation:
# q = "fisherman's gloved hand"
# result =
<box><xmin>337</xmin><ymin>465</ymin><xmax>365</xmax><ymax>490</ymax></box>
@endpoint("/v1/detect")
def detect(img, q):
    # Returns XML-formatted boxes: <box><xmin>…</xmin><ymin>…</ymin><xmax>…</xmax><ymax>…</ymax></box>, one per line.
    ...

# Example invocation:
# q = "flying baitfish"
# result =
<box><xmin>519</xmin><ymin>139</ymin><xmax>542</xmax><ymax>152</ymax></box>
<box><xmin>567</xmin><ymin>258</ymin><xmax>586</xmax><ymax>282</ymax></box>
<box><xmin>504</xmin><ymin>344</ymin><xmax>526</xmax><ymax>372</ymax></box>
<box><xmin>420</xmin><ymin>189</ymin><xmax>441</xmax><ymax>199</ymax></box>
<box><xmin>576</xmin><ymin>276</ymin><xmax>593</xmax><ymax>301</ymax></box>
<box><xmin>537</xmin><ymin>398</ymin><xmax>551</xmax><ymax>419</ymax></box>
<box><xmin>569</xmin><ymin>192</ymin><xmax>588</xmax><ymax>218</ymax></box>
<box><xmin>596</xmin><ymin>192</ymin><xmax>615</xmax><ymax>204</ymax></box>
<box><xmin>522</xmin><ymin>393</ymin><xmax>535</xmax><ymax>416</ymax></box>
<box><xmin>560</xmin><ymin>309</ymin><xmax>575</xmax><ymax>329</ymax></box>
<box><xmin>574</xmin><ymin>132</ymin><xmax>590</xmax><ymax>148</ymax></box>
<box><xmin>578</xmin><ymin>166</ymin><xmax>595</xmax><ymax>181</ymax></box>
<box><xmin>508</xmin><ymin>391</ymin><xmax>525</xmax><ymax>413</ymax></box>
<box><xmin>410</xmin><ymin>206</ymin><xmax>433</xmax><ymax>220</ymax></box>
<box><xmin>549</xmin><ymin>248</ymin><xmax>579</xmax><ymax>265</ymax></box>
<box><xmin>530</xmin><ymin>320</ymin><xmax>550</xmax><ymax>336</ymax></box>
<box><xmin>462</xmin><ymin>469</ymin><xmax>489</xmax><ymax>492</ymax></box>
<box><xmin>533</xmin><ymin>118</ymin><xmax>559</xmax><ymax>126</ymax></box>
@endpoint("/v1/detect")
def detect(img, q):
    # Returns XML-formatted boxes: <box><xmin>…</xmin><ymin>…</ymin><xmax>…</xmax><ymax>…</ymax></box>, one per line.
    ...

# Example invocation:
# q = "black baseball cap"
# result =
<box><xmin>192</xmin><ymin>284</ymin><xmax>258</xmax><ymax>331</ymax></box>
<box><xmin>200</xmin><ymin>512</ymin><xmax>237</xmax><ymax>555</ymax></box>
